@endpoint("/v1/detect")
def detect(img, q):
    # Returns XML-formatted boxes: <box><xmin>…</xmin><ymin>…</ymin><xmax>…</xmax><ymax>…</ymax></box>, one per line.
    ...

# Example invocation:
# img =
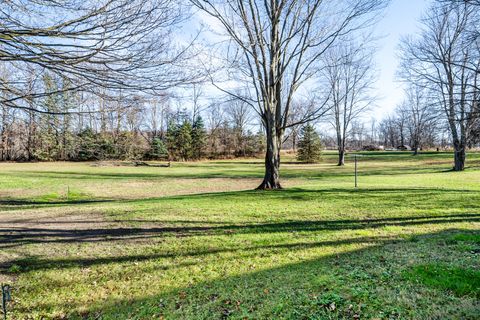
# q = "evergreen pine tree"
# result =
<box><xmin>147</xmin><ymin>137</ymin><xmax>168</xmax><ymax>160</ymax></box>
<box><xmin>165</xmin><ymin>120</ymin><xmax>179</xmax><ymax>160</ymax></box>
<box><xmin>297</xmin><ymin>124</ymin><xmax>323</xmax><ymax>163</ymax></box>
<box><xmin>177</xmin><ymin>121</ymin><xmax>193</xmax><ymax>161</ymax></box>
<box><xmin>77</xmin><ymin>128</ymin><xmax>98</xmax><ymax>161</ymax></box>
<box><xmin>192</xmin><ymin>116</ymin><xmax>207</xmax><ymax>160</ymax></box>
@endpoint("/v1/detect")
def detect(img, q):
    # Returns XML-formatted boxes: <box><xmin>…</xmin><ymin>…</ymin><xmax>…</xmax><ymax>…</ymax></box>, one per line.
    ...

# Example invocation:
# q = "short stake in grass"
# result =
<box><xmin>1</xmin><ymin>284</ymin><xmax>11</xmax><ymax>320</ymax></box>
<box><xmin>355</xmin><ymin>155</ymin><xmax>358</xmax><ymax>189</ymax></box>
<box><xmin>349</xmin><ymin>154</ymin><xmax>363</xmax><ymax>189</ymax></box>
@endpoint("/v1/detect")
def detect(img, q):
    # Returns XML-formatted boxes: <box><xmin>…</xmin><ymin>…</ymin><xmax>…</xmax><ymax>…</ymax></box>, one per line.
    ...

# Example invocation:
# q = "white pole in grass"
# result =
<box><xmin>355</xmin><ymin>155</ymin><xmax>358</xmax><ymax>189</ymax></box>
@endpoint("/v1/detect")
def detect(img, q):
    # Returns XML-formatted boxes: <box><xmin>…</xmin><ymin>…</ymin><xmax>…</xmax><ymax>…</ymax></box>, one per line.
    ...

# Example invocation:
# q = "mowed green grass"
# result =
<box><xmin>0</xmin><ymin>152</ymin><xmax>479</xmax><ymax>319</ymax></box>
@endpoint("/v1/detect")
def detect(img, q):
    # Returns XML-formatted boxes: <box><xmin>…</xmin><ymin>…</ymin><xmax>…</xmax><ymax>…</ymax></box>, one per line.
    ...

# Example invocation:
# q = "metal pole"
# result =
<box><xmin>354</xmin><ymin>155</ymin><xmax>358</xmax><ymax>189</ymax></box>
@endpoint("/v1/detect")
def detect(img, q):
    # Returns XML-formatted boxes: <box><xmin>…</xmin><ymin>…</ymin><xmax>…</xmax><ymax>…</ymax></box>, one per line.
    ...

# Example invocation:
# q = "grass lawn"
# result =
<box><xmin>0</xmin><ymin>151</ymin><xmax>479</xmax><ymax>319</ymax></box>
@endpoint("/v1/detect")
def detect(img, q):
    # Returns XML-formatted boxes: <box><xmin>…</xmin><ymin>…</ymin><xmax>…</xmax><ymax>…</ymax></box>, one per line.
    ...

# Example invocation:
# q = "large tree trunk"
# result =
<box><xmin>412</xmin><ymin>139</ymin><xmax>419</xmax><ymax>155</ymax></box>
<box><xmin>257</xmin><ymin>121</ymin><xmax>282</xmax><ymax>190</ymax></box>
<box><xmin>338</xmin><ymin>149</ymin><xmax>345</xmax><ymax>166</ymax></box>
<box><xmin>292</xmin><ymin>132</ymin><xmax>297</xmax><ymax>152</ymax></box>
<box><xmin>447</xmin><ymin>103</ymin><xmax>466</xmax><ymax>171</ymax></box>
<box><xmin>453</xmin><ymin>141</ymin><xmax>465</xmax><ymax>171</ymax></box>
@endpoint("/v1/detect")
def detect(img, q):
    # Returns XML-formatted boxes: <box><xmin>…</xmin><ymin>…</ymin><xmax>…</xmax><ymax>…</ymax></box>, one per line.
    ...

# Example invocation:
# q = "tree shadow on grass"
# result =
<box><xmin>6</xmin><ymin>170</ymin><xmax>263</xmax><ymax>181</ymax></box>
<box><xmin>2</xmin><ymin>211</ymin><xmax>479</xmax><ymax>248</ymax></box>
<box><xmin>4</xmin><ymin>235</ymin><xmax>395</xmax><ymax>273</ymax></box>
<box><xmin>18</xmin><ymin>229</ymin><xmax>477</xmax><ymax>319</ymax></box>
<box><xmin>1</xmin><ymin>187</ymin><xmax>480</xmax><ymax>251</ymax></box>
<box><xmin>129</xmin><ymin>186</ymin><xmax>480</xmax><ymax>204</ymax></box>
<box><xmin>0</xmin><ymin>198</ymin><xmax>116</xmax><ymax>212</ymax></box>
<box><xmin>2</xmin><ymin>186</ymin><xmax>478</xmax><ymax>212</ymax></box>
<box><xmin>0</xmin><ymin>199</ymin><xmax>112</xmax><ymax>206</ymax></box>
<box><xmin>6</xmin><ymin>161</ymin><xmax>475</xmax><ymax>182</ymax></box>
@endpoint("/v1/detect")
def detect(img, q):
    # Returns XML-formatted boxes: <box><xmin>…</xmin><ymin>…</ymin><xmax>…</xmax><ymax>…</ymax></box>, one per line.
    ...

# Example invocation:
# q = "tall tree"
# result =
<box><xmin>192</xmin><ymin>116</ymin><xmax>207</xmax><ymax>159</ymax></box>
<box><xmin>400</xmin><ymin>0</ymin><xmax>480</xmax><ymax>170</ymax></box>
<box><xmin>400</xmin><ymin>86</ymin><xmax>438</xmax><ymax>155</ymax></box>
<box><xmin>323</xmin><ymin>40</ymin><xmax>376</xmax><ymax>166</ymax></box>
<box><xmin>191</xmin><ymin>0</ymin><xmax>388</xmax><ymax>189</ymax></box>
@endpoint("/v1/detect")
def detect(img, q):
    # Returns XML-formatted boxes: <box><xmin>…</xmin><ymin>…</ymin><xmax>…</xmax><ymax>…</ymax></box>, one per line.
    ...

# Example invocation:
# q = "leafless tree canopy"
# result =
<box><xmin>400</xmin><ymin>0</ymin><xmax>479</xmax><ymax>170</ymax></box>
<box><xmin>0</xmin><ymin>0</ymin><xmax>198</xmax><ymax>113</ymax></box>
<box><xmin>322</xmin><ymin>39</ymin><xmax>376</xmax><ymax>165</ymax></box>
<box><xmin>191</xmin><ymin>0</ymin><xmax>388</xmax><ymax>188</ymax></box>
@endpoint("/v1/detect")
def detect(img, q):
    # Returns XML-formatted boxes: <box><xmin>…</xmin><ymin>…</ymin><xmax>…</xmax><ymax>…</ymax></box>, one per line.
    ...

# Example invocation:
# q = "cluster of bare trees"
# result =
<box><xmin>0</xmin><ymin>0</ymin><xmax>203</xmax><ymax>161</ymax></box>
<box><xmin>0</xmin><ymin>84</ymin><xmax>266</xmax><ymax>161</ymax></box>
<box><xmin>378</xmin><ymin>86</ymin><xmax>440</xmax><ymax>154</ymax></box>
<box><xmin>1</xmin><ymin>0</ymin><xmax>198</xmax><ymax>112</ymax></box>
<box><xmin>2</xmin><ymin>0</ymin><xmax>478</xmax><ymax>188</ymax></box>
<box><xmin>0</xmin><ymin>0</ymin><xmax>197</xmax><ymax>158</ymax></box>
<box><xmin>400</xmin><ymin>0</ymin><xmax>480</xmax><ymax>170</ymax></box>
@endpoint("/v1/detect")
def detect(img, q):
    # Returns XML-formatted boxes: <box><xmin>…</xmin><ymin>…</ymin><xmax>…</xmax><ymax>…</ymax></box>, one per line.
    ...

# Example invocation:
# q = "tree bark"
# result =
<box><xmin>338</xmin><ymin>149</ymin><xmax>345</xmax><ymax>166</ymax></box>
<box><xmin>412</xmin><ymin>138</ymin><xmax>419</xmax><ymax>155</ymax></box>
<box><xmin>257</xmin><ymin>120</ymin><xmax>282</xmax><ymax>190</ymax></box>
<box><xmin>292</xmin><ymin>132</ymin><xmax>297</xmax><ymax>152</ymax></box>
<box><xmin>453</xmin><ymin>141</ymin><xmax>465</xmax><ymax>171</ymax></box>
<box><xmin>1</xmin><ymin>107</ymin><xmax>8</xmax><ymax>161</ymax></box>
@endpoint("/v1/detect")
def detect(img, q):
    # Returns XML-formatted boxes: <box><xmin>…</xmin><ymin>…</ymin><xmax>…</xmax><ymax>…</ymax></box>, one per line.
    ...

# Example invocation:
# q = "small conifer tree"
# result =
<box><xmin>177</xmin><ymin>121</ymin><xmax>193</xmax><ymax>161</ymax></box>
<box><xmin>147</xmin><ymin>137</ymin><xmax>168</xmax><ymax>160</ymax></box>
<box><xmin>297</xmin><ymin>124</ymin><xmax>322</xmax><ymax>163</ymax></box>
<box><xmin>192</xmin><ymin>116</ymin><xmax>207</xmax><ymax>160</ymax></box>
<box><xmin>165</xmin><ymin>120</ymin><xmax>179</xmax><ymax>160</ymax></box>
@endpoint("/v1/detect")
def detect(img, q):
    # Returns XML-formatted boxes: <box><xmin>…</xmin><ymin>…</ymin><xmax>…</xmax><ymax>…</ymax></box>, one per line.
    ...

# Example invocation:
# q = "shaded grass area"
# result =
<box><xmin>404</xmin><ymin>264</ymin><xmax>480</xmax><ymax>298</ymax></box>
<box><xmin>0</xmin><ymin>152</ymin><xmax>479</xmax><ymax>319</ymax></box>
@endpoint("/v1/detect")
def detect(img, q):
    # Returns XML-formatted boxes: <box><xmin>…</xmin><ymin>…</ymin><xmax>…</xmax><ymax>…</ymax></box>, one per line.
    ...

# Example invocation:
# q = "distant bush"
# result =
<box><xmin>362</xmin><ymin>145</ymin><xmax>383</xmax><ymax>151</ymax></box>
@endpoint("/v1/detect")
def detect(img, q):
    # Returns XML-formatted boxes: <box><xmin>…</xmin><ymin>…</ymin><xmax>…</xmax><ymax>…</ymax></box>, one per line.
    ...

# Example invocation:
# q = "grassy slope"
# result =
<box><xmin>0</xmin><ymin>152</ymin><xmax>479</xmax><ymax>319</ymax></box>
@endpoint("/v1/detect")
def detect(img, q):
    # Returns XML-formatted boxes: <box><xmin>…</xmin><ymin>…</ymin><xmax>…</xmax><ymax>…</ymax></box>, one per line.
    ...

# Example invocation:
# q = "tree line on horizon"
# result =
<box><xmin>0</xmin><ymin>75</ymin><xmax>268</xmax><ymax>162</ymax></box>
<box><xmin>0</xmin><ymin>68</ymin><xmax>477</xmax><ymax>162</ymax></box>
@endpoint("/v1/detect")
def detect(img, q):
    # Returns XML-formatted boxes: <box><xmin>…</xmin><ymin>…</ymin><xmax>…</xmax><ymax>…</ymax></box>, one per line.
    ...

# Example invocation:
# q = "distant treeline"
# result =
<box><xmin>0</xmin><ymin>109</ymin><xmax>267</xmax><ymax>162</ymax></box>
<box><xmin>0</xmin><ymin>74</ymin><xmax>270</xmax><ymax>161</ymax></box>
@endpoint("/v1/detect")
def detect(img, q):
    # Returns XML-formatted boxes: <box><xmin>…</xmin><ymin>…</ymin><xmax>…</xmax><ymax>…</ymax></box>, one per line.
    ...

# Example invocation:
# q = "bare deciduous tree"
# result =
<box><xmin>191</xmin><ymin>0</ymin><xmax>388</xmax><ymax>189</ymax></box>
<box><xmin>400</xmin><ymin>0</ymin><xmax>479</xmax><ymax>170</ymax></box>
<box><xmin>225</xmin><ymin>97</ymin><xmax>254</xmax><ymax>156</ymax></box>
<box><xmin>323</xmin><ymin>40</ymin><xmax>376</xmax><ymax>165</ymax></box>
<box><xmin>0</xmin><ymin>0</ymin><xmax>197</xmax><ymax>114</ymax></box>
<box><xmin>399</xmin><ymin>86</ymin><xmax>438</xmax><ymax>155</ymax></box>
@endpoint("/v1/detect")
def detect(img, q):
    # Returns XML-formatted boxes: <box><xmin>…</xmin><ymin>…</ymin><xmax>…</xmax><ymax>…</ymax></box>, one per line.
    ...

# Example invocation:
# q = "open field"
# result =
<box><xmin>1</xmin><ymin>152</ymin><xmax>479</xmax><ymax>319</ymax></box>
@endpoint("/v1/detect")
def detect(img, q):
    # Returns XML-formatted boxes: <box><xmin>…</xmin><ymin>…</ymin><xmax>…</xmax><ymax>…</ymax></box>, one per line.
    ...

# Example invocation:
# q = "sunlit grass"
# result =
<box><xmin>0</xmin><ymin>151</ymin><xmax>479</xmax><ymax>319</ymax></box>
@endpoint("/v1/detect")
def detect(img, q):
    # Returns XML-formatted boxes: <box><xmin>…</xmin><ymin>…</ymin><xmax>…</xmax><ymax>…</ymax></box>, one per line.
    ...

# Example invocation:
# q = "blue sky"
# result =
<box><xmin>185</xmin><ymin>1</ymin><xmax>432</xmax><ymax>123</ymax></box>
<box><xmin>372</xmin><ymin>0</ymin><xmax>430</xmax><ymax>119</ymax></box>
